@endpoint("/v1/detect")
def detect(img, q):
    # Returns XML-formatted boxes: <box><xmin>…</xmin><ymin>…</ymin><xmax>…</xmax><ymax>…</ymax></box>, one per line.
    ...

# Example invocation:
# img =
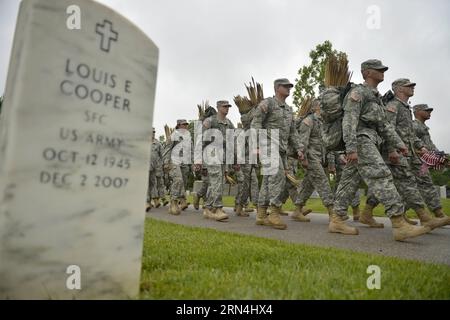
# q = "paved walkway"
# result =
<box><xmin>147</xmin><ymin>206</ymin><xmax>450</xmax><ymax>266</ymax></box>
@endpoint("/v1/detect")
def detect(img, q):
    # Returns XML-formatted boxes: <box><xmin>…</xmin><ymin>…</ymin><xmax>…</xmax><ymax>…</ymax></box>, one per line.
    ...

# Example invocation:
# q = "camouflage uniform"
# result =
<box><xmin>163</xmin><ymin>131</ymin><xmax>190</xmax><ymax>202</ymax></box>
<box><xmin>235</xmin><ymin>109</ymin><xmax>259</xmax><ymax>207</ymax></box>
<box><xmin>295</xmin><ymin>112</ymin><xmax>334</xmax><ymax>208</ymax></box>
<box><xmin>251</xmin><ymin>96</ymin><xmax>302</xmax><ymax>208</ymax></box>
<box><xmin>365</xmin><ymin>93</ymin><xmax>426</xmax><ymax>211</ymax></box>
<box><xmin>147</xmin><ymin>139</ymin><xmax>163</xmax><ymax>201</ymax></box>
<box><xmin>413</xmin><ymin>118</ymin><xmax>437</xmax><ymax>151</ymax></box>
<box><xmin>334</xmin><ymin>82</ymin><xmax>406</xmax><ymax>218</ymax></box>
<box><xmin>196</xmin><ymin>168</ymin><xmax>209</xmax><ymax>200</ymax></box>
<box><xmin>203</xmin><ymin>109</ymin><xmax>235</xmax><ymax>209</ymax></box>
<box><xmin>412</xmin><ymin>105</ymin><xmax>442</xmax><ymax>211</ymax></box>
<box><xmin>328</xmin><ymin>151</ymin><xmax>360</xmax><ymax>208</ymax></box>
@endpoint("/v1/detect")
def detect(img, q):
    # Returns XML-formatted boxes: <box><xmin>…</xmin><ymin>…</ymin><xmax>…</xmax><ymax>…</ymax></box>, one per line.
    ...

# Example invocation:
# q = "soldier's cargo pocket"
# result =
<box><xmin>357</xmin><ymin>137</ymin><xmax>391</xmax><ymax>179</ymax></box>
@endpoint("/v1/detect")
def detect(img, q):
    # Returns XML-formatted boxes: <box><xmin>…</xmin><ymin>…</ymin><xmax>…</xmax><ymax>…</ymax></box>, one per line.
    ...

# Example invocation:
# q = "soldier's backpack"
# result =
<box><xmin>320</xmin><ymin>82</ymin><xmax>354</xmax><ymax>151</ymax></box>
<box><xmin>382</xmin><ymin>90</ymin><xmax>395</xmax><ymax>105</ymax></box>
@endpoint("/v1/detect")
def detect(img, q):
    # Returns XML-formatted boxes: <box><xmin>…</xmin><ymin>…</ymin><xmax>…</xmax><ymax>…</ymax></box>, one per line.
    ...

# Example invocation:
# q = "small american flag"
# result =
<box><xmin>419</xmin><ymin>151</ymin><xmax>449</xmax><ymax>175</ymax></box>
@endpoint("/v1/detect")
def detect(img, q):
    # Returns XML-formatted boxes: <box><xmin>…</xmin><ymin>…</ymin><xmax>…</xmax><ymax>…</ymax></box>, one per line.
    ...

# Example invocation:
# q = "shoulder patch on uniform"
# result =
<box><xmin>386</xmin><ymin>105</ymin><xmax>397</xmax><ymax>113</ymax></box>
<box><xmin>303</xmin><ymin>117</ymin><xmax>313</xmax><ymax>127</ymax></box>
<box><xmin>350</xmin><ymin>89</ymin><xmax>362</xmax><ymax>102</ymax></box>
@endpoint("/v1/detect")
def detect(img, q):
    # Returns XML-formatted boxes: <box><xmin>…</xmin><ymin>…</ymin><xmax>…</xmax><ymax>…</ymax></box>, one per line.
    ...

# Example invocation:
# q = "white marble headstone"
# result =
<box><xmin>0</xmin><ymin>0</ymin><xmax>158</xmax><ymax>299</ymax></box>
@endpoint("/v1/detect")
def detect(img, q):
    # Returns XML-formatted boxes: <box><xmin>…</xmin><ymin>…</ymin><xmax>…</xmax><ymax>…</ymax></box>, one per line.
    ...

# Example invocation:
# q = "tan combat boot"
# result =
<box><xmin>390</xmin><ymin>215</ymin><xmax>431</xmax><ymax>241</ymax></box>
<box><xmin>203</xmin><ymin>207</ymin><xmax>214</xmax><ymax>219</ymax></box>
<box><xmin>153</xmin><ymin>198</ymin><xmax>161</xmax><ymax>208</ymax></box>
<box><xmin>359</xmin><ymin>204</ymin><xmax>384</xmax><ymax>228</ymax></box>
<box><xmin>268</xmin><ymin>206</ymin><xmax>287</xmax><ymax>230</ymax></box>
<box><xmin>145</xmin><ymin>201</ymin><xmax>152</xmax><ymax>212</ymax></box>
<box><xmin>352</xmin><ymin>206</ymin><xmax>360</xmax><ymax>221</ymax></box>
<box><xmin>415</xmin><ymin>208</ymin><xmax>450</xmax><ymax>230</ymax></box>
<box><xmin>433</xmin><ymin>208</ymin><xmax>448</xmax><ymax>219</ymax></box>
<box><xmin>179</xmin><ymin>198</ymin><xmax>189</xmax><ymax>211</ymax></box>
<box><xmin>213</xmin><ymin>208</ymin><xmax>229</xmax><ymax>221</ymax></box>
<box><xmin>328</xmin><ymin>206</ymin><xmax>359</xmax><ymax>235</ymax></box>
<box><xmin>168</xmin><ymin>200</ymin><xmax>180</xmax><ymax>215</ymax></box>
<box><xmin>403</xmin><ymin>213</ymin><xmax>418</xmax><ymax>225</ymax></box>
<box><xmin>193</xmin><ymin>193</ymin><xmax>200</xmax><ymax>210</ymax></box>
<box><xmin>236</xmin><ymin>205</ymin><xmax>249</xmax><ymax>217</ymax></box>
<box><xmin>162</xmin><ymin>198</ymin><xmax>169</xmax><ymax>206</ymax></box>
<box><xmin>291</xmin><ymin>204</ymin><xmax>310</xmax><ymax>222</ymax></box>
<box><xmin>256</xmin><ymin>207</ymin><xmax>269</xmax><ymax>226</ymax></box>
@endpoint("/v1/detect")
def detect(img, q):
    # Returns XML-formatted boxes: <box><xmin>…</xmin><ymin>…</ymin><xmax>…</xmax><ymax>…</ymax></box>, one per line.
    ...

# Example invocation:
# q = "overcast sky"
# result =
<box><xmin>1</xmin><ymin>0</ymin><xmax>449</xmax><ymax>150</ymax></box>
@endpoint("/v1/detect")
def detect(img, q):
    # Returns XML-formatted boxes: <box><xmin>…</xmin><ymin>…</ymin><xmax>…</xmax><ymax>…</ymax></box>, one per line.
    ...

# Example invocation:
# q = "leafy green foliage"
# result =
<box><xmin>430</xmin><ymin>169</ymin><xmax>450</xmax><ymax>188</ymax></box>
<box><xmin>293</xmin><ymin>40</ymin><xmax>348</xmax><ymax>108</ymax></box>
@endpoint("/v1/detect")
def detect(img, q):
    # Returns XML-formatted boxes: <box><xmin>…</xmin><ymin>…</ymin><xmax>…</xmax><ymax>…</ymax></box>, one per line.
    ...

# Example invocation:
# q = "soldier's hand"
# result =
<box><xmin>233</xmin><ymin>164</ymin><xmax>241</xmax><ymax>171</ymax></box>
<box><xmin>328</xmin><ymin>166</ymin><xmax>336</xmax><ymax>174</ymax></box>
<box><xmin>338</xmin><ymin>154</ymin><xmax>347</xmax><ymax>165</ymax></box>
<box><xmin>389</xmin><ymin>150</ymin><xmax>400</xmax><ymax>164</ymax></box>
<box><xmin>301</xmin><ymin>158</ymin><xmax>309</xmax><ymax>169</ymax></box>
<box><xmin>163</xmin><ymin>164</ymin><xmax>171</xmax><ymax>173</ymax></box>
<box><xmin>297</xmin><ymin>150</ymin><xmax>305</xmax><ymax>161</ymax></box>
<box><xmin>193</xmin><ymin>164</ymin><xmax>202</xmax><ymax>172</ymax></box>
<box><xmin>398</xmin><ymin>146</ymin><xmax>408</xmax><ymax>157</ymax></box>
<box><xmin>417</xmin><ymin>147</ymin><xmax>428</xmax><ymax>156</ymax></box>
<box><xmin>346</xmin><ymin>152</ymin><xmax>358</xmax><ymax>164</ymax></box>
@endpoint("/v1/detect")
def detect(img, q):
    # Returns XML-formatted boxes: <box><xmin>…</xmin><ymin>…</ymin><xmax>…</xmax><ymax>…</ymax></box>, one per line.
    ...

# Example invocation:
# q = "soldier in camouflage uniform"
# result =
<box><xmin>234</xmin><ymin>108</ymin><xmax>259</xmax><ymax>216</ymax></box>
<box><xmin>293</xmin><ymin>99</ymin><xmax>334</xmax><ymax>223</ymax></box>
<box><xmin>327</xmin><ymin>151</ymin><xmax>361</xmax><ymax>220</ymax></box>
<box><xmin>334</xmin><ymin>60</ymin><xmax>430</xmax><ymax>240</ymax></box>
<box><xmin>197</xmin><ymin>100</ymin><xmax>236</xmax><ymax>222</ymax></box>
<box><xmin>413</xmin><ymin>104</ymin><xmax>449</xmax><ymax>218</ymax></box>
<box><xmin>193</xmin><ymin>106</ymin><xmax>217</xmax><ymax>210</ymax></box>
<box><xmin>178</xmin><ymin>120</ymin><xmax>192</xmax><ymax>211</ymax></box>
<box><xmin>146</xmin><ymin>128</ymin><xmax>164</xmax><ymax>211</ymax></box>
<box><xmin>364</xmin><ymin>79</ymin><xmax>449</xmax><ymax>230</ymax></box>
<box><xmin>251</xmin><ymin>78</ymin><xmax>304</xmax><ymax>230</ymax></box>
<box><xmin>163</xmin><ymin>120</ymin><xmax>191</xmax><ymax>215</ymax></box>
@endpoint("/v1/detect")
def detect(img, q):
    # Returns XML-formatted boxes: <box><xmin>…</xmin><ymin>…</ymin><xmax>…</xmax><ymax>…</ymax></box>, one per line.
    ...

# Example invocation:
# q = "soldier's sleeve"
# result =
<box><xmin>413</xmin><ymin>133</ymin><xmax>425</xmax><ymax>150</ymax></box>
<box><xmin>342</xmin><ymin>88</ymin><xmax>362</xmax><ymax>154</ymax></box>
<box><xmin>384</xmin><ymin>102</ymin><xmax>398</xmax><ymax>126</ymax></box>
<box><xmin>297</xmin><ymin>116</ymin><xmax>313</xmax><ymax>152</ymax></box>
<box><xmin>250</xmin><ymin>99</ymin><xmax>270</xmax><ymax>130</ymax></box>
<box><xmin>378</xmin><ymin>120</ymin><xmax>405</xmax><ymax>153</ymax></box>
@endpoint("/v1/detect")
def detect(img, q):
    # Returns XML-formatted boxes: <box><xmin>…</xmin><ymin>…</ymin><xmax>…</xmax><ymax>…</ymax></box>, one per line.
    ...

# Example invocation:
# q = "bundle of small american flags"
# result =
<box><xmin>419</xmin><ymin>151</ymin><xmax>449</xmax><ymax>175</ymax></box>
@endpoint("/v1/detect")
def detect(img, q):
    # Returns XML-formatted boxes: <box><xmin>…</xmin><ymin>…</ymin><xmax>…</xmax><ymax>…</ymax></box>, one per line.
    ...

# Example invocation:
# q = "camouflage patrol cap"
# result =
<box><xmin>274</xmin><ymin>78</ymin><xmax>294</xmax><ymax>88</ymax></box>
<box><xmin>361</xmin><ymin>59</ymin><xmax>388</xmax><ymax>72</ymax></box>
<box><xmin>176</xmin><ymin>119</ymin><xmax>189</xmax><ymax>126</ymax></box>
<box><xmin>413</xmin><ymin>104</ymin><xmax>433</xmax><ymax>112</ymax></box>
<box><xmin>392</xmin><ymin>78</ymin><xmax>416</xmax><ymax>90</ymax></box>
<box><xmin>216</xmin><ymin>100</ymin><xmax>232</xmax><ymax>108</ymax></box>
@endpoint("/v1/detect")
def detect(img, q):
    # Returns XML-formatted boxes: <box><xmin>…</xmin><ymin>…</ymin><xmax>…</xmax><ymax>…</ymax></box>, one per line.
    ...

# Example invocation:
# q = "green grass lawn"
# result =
<box><xmin>140</xmin><ymin>218</ymin><xmax>450</xmax><ymax>300</ymax></box>
<box><xmin>187</xmin><ymin>195</ymin><xmax>450</xmax><ymax>218</ymax></box>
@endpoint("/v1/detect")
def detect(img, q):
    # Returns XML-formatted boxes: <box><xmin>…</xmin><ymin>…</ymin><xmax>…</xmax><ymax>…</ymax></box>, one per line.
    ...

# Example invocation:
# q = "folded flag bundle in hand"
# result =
<box><xmin>419</xmin><ymin>150</ymin><xmax>449</xmax><ymax>175</ymax></box>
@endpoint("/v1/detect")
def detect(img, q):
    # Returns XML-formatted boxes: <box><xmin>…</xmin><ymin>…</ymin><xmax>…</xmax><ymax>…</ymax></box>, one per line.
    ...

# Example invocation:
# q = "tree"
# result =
<box><xmin>293</xmin><ymin>40</ymin><xmax>348</xmax><ymax>108</ymax></box>
<box><xmin>430</xmin><ymin>169</ymin><xmax>450</xmax><ymax>187</ymax></box>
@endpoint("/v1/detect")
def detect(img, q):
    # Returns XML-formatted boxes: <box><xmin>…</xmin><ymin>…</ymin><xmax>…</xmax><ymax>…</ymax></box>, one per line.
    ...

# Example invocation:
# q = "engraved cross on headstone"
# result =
<box><xmin>95</xmin><ymin>19</ymin><xmax>118</xmax><ymax>53</ymax></box>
